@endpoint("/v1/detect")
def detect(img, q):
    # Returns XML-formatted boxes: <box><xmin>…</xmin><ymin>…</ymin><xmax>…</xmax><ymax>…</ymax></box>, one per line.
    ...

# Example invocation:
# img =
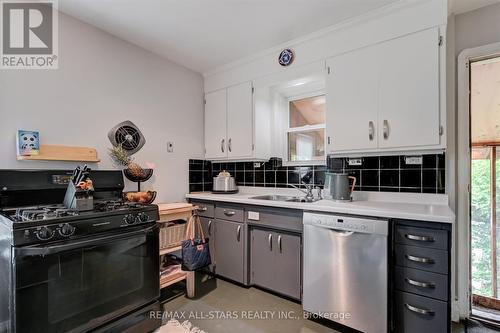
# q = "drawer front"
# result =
<box><xmin>395</xmin><ymin>245</ymin><xmax>448</xmax><ymax>274</ymax></box>
<box><xmin>215</xmin><ymin>204</ymin><xmax>244</xmax><ymax>222</ymax></box>
<box><xmin>396</xmin><ymin>225</ymin><xmax>448</xmax><ymax>250</ymax></box>
<box><xmin>395</xmin><ymin>266</ymin><xmax>448</xmax><ymax>301</ymax></box>
<box><xmin>395</xmin><ymin>291</ymin><xmax>448</xmax><ymax>333</ymax></box>
<box><xmin>191</xmin><ymin>201</ymin><xmax>214</xmax><ymax>218</ymax></box>
<box><xmin>246</xmin><ymin>207</ymin><xmax>302</xmax><ymax>233</ymax></box>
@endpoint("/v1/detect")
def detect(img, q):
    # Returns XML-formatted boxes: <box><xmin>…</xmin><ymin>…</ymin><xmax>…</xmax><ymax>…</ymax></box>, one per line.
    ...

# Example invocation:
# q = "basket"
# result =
<box><xmin>160</xmin><ymin>221</ymin><xmax>186</xmax><ymax>249</ymax></box>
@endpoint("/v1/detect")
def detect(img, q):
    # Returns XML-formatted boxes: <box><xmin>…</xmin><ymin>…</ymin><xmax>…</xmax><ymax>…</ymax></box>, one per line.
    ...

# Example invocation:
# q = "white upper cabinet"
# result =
<box><xmin>326</xmin><ymin>27</ymin><xmax>443</xmax><ymax>154</ymax></box>
<box><xmin>326</xmin><ymin>45</ymin><xmax>380</xmax><ymax>152</ymax></box>
<box><xmin>204</xmin><ymin>89</ymin><xmax>227</xmax><ymax>159</ymax></box>
<box><xmin>377</xmin><ymin>28</ymin><xmax>440</xmax><ymax>149</ymax></box>
<box><xmin>204</xmin><ymin>81</ymin><xmax>265</xmax><ymax>161</ymax></box>
<box><xmin>227</xmin><ymin>81</ymin><xmax>254</xmax><ymax>159</ymax></box>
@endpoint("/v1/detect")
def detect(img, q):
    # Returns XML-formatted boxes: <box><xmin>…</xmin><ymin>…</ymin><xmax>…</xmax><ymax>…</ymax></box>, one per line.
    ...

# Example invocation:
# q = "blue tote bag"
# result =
<box><xmin>181</xmin><ymin>213</ymin><xmax>211</xmax><ymax>271</ymax></box>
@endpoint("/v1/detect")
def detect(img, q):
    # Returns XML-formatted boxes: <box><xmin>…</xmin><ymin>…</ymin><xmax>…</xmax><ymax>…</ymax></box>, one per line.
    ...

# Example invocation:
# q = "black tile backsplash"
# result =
<box><xmin>189</xmin><ymin>153</ymin><xmax>446</xmax><ymax>194</ymax></box>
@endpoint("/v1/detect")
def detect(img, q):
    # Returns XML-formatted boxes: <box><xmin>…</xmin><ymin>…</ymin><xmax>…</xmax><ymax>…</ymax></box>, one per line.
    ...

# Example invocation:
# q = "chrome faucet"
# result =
<box><xmin>290</xmin><ymin>183</ymin><xmax>317</xmax><ymax>202</ymax></box>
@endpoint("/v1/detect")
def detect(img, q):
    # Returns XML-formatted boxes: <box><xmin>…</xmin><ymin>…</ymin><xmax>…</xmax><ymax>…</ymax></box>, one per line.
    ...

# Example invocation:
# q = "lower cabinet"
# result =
<box><xmin>200</xmin><ymin>217</ymin><xmax>216</xmax><ymax>273</ymax></box>
<box><xmin>250</xmin><ymin>228</ymin><xmax>301</xmax><ymax>300</ymax></box>
<box><xmin>213</xmin><ymin>219</ymin><xmax>245</xmax><ymax>283</ymax></box>
<box><xmin>392</xmin><ymin>220</ymin><xmax>451</xmax><ymax>333</ymax></box>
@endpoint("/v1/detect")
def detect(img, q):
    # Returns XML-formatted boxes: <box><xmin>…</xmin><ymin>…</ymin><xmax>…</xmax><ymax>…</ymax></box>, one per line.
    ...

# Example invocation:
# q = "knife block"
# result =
<box><xmin>63</xmin><ymin>182</ymin><xmax>94</xmax><ymax>211</ymax></box>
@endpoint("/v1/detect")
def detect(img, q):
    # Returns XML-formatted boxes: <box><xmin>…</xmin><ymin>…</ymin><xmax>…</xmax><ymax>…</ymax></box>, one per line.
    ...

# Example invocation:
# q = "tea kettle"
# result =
<box><xmin>327</xmin><ymin>173</ymin><xmax>356</xmax><ymax>202</ymax></box>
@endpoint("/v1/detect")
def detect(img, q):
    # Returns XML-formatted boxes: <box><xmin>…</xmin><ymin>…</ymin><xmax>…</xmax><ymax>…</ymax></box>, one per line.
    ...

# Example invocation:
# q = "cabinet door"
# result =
<box><xmin>326</xmin><ymin>45</ymin><xmax>379</xmax><ymax>153</ymax></box>
<box><xmin>200</xmin><ymin>217</ymin><xmax>216</xmax><ymax>272</ymax></box>
<box><xmin>274</xmin><ymin>232</ymin><xmax>302</xmax><ymax>300</ymax></box>
<box><xmin>227</xmin><ymin>81</ymin><xmax>254</xmax><ymax>159</ymax></box>
<box><xmin>378</xmin><ymin>28</ymin><xmax>440</xmax><ymax>149</ymax></box>
<box><xmin>250</xmin><ymin>229</ymin><xmax>275</xmax><ymax>290</ymax></box>
<box><xmin>214</xmin><ymin>219</ymin><xmax>244</xmax><ymax>283</ymax></box>
<box><xmin>205</xmin><ymin>89</ymin><xmax>227</xmax><ymax>159</ymax></box>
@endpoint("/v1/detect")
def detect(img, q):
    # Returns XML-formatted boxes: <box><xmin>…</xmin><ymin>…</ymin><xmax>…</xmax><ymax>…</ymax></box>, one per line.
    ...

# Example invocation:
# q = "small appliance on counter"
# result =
<box><xmin>212</xmin><ymin>170</ymin><xmax>238</xmax><ymax>194</ymax></box>
<box><xmin>325</xmin><ymin>173</ymin><xmax>356</xmax><ymax>202</ymax></box>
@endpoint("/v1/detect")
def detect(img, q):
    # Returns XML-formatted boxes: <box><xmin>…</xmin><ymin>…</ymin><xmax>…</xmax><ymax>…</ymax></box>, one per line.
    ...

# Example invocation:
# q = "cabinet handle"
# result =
<box><xmin>405</xmin><ymin>234</ymin><xmax>435</xmax><ymax>242</ymax></box>
<box><xmin>278</xmin><ymin>235</ymin><xmax>282</xmax><ymax>253</ymax></box>
<box><xmin>236</xmin><ymin>225</ymin><xmax>241</xmax><ymax>242</ymax></box>
<box><xmin>327</xmin><ymin>136</ymin><xmax>331</xmax><ymax>145</ymax></box>
<box><xmin>268</xmin><ymin>234</ymin><xmax>273</xmax><ymax>251</ymax></box>
<box><xmin>221</xmin><ymin>139</ymin><xmax>225</xmax><ymax>153</ymax></box>
<box><xmin>223</xmin><ymin>210</ymin><xmax>235</xmax><ymax>217</ymax></box>
<box><xmin>404</xmin><ymin>303</ymin><xmax>435</xmax><ymax>316</ymax></box>
<box><xmin>228</xmin><ymin>138</ymin><xmax>232</xmax><ymax>152</ymax></box>
<box><xmin>197</xmin><ymin>206</ymin><xmax>208</xmax><ymax>212</ymax></box>
<box><xmin>208</xmin><ymin>220</ymin><xmax>212</xmax><ymax>235</ymax></box>
<box><xmin>383</xmin><ymin>120</ymin><xmax>390</xmax><ymax>140</ymax></box>
<box><xmin>405</xmin><ymin>254</ymin><xmax>435</xmax><ymax>264</ymax></box>
<box><xmin>405</xmin><ymin>278</ymin><xmax>436</xmax><ymax>289</ymax></box>
<box><xmin>368</xmin><ymin>121</ymin><xmax>374</xmax><ymax>141</ymax></box>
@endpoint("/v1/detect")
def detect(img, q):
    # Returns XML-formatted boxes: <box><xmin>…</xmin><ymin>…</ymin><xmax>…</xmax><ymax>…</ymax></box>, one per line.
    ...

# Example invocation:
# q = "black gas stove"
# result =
<box><xmin>0</xmin><ymin>169</ymin><xmax>161</xmax><ymax>333</ymax></box>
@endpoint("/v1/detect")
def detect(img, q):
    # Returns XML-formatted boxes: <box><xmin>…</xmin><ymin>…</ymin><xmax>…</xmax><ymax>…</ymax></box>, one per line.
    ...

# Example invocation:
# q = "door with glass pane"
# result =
<box><xmin>470</xmin><ymin>56</ymin><xmax>500</xmax><ymax>317</ymax></box>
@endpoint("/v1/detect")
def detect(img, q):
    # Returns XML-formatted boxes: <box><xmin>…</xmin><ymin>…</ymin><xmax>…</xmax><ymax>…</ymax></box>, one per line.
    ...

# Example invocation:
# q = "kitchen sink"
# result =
<box><xmin>249</xmin><ymin>195</ymin><xmax>315</xmax><ymax>203</ymax></box>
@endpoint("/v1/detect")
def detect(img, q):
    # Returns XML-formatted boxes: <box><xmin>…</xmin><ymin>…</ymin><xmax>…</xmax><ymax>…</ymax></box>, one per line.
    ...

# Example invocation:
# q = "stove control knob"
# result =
<box><xmin>124</xmin><ymin>214</ymin><xmax>136</xmax><ymax>225</ymax></box>
<box><xmin>36</xmin><ymin>226</ymin><xmax>55</xmax><ymax>241</ymax></box>
<box><xmin>59</xmin><ymin>223</ymin><xmax>76</xmax><ymax>237</ymax></box>
<box><xmin>136</xmin><ymin>212</ymin><xmax>149</xmax><ymax>223</ymax></box>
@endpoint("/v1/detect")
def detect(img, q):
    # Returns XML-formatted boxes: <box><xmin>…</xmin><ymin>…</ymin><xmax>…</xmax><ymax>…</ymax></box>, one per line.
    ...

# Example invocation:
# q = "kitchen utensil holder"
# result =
<box><xmin>63</xmin><ymin>181</ymin><xmax>94</xmax><ymax>211</ymax></box>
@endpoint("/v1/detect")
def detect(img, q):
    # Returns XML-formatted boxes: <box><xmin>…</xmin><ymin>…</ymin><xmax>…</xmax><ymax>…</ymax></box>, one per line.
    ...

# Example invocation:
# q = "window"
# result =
<box><xmin>286</xmin><ymin>93</ymin><xmax>326</xmax><ymax>164</ymax></box>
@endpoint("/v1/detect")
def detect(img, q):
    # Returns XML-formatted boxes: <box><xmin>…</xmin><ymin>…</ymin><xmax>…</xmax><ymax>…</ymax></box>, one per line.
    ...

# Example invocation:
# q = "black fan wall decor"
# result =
<box><xmin>107</xmin><ymin>120</ymin><xmax>146</xmax><ymax>155</ymax></box>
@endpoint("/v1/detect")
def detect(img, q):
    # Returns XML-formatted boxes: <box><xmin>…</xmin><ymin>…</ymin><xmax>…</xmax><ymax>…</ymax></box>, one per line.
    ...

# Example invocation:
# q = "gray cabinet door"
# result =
<box><xmin>274</xmin><ymin>232</ymin><xmax>302</xmax><ymax>300</ymax></box>
<box><xmin>214</xmin><ymin>219</ymin><xmax>244</xmax><ymax>283</ymax></box>
<box><xmin>250</xmin><ymin>229</ymin><xmax>275</xmax><ymax>290</ymax></box>
<box><xmin>200</xmin><ymin>217</ymin><xmax>216</xmax><ymax>272</ymax></box>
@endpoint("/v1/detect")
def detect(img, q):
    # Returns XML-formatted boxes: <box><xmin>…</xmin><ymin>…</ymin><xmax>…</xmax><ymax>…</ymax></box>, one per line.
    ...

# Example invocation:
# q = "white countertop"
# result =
<box><xmin>186</xmin><ymin>187</ymin><xmax>455</xmax><ymax>224</ymax></box>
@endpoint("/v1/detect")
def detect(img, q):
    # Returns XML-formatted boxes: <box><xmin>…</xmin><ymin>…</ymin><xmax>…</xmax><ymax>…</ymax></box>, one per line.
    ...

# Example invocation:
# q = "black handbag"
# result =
<box><xmin>181</xmin><ymin>213</ymin><xmax>211</xmax><ymax>271</ymax></box>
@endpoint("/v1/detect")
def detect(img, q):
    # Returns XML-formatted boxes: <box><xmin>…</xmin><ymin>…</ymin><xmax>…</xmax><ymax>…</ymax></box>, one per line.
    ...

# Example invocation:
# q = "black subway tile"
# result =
<box><xmin>422</xmin><ymin>170</ymin><xmax>437</xmax><ymax>188</ymax></box>
<box><xmin>380</xmin><ymin>170</ymin><xmax>399</xmax><ymax>187</ymax></box>
<box><xmin>361</xmin><ymin>170</ymin><xmax>379</xmax><ymax>187</ymax></box>
<box><xmin>422</xmin><ymin>155</ymin><xmax>437</xmax><ymax>169</ymax></box>
<box><xmin>401</xmin><ymin>170</ymin><xmax>421</xmax><ymax>188</ymax></box>
<box><xmin>380</xmin><ymin>156</ymin><xmax>400</xmax><ymax>169</ymax></box>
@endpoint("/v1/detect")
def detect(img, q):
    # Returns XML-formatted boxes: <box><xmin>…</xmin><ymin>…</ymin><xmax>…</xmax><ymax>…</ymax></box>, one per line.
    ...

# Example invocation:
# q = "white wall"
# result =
<box><xmin>455</xmin><ymin>2</ymin><xmax>500</xmax><ymax>56</ymax></box>
<box><xmin>0</xmin><ymin>12</ymin><xmax>205</xmax><ymax>202</ymax></box>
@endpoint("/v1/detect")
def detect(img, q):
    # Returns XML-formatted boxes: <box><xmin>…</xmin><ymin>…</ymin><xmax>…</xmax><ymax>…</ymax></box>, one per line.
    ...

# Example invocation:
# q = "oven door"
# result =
<box><xmin>13</xmin><ymin>224</ymin><xmax>159</xmax><ymax>333</ymax></box>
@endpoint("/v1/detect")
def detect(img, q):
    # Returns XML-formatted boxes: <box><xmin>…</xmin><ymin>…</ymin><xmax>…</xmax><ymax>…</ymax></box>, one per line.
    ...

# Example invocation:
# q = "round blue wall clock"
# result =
<box><xmin>278</xmin><ymin>48</ymin><xmax>294</xmax><ymax>66</ymax></box>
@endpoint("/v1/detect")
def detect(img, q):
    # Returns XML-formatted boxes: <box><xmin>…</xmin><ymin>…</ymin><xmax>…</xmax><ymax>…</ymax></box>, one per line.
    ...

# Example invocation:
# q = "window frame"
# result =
<box><xmin>283</xmin><ymin>90</ymin><xmax>326</xmax><ymax>166</ymax></box>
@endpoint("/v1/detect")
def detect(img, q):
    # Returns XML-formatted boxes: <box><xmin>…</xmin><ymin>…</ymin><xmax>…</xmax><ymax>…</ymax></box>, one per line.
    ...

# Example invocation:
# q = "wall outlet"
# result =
<box><xmin>254</xmin><ymin>162</ymin><xmax>262</xmax><ymax>168</ymax></box>
<box><xmin>348</xmin><ymin>158</ymin><xmax>362</xmax><ymax>166</ymax></box>
<box><xmin>405</xmin><ymin>156</ymin><xmax>422</xmax><ymax>165</ymax></box>
<box><xmin>167</xmin><ymin>142</ymin><xmax>174</xmax><ymax>153</ymax></box>
<box><xmin>248</xmin><ymin>211</ymin><xmax>260</xmax><ymax>221</ymax></box>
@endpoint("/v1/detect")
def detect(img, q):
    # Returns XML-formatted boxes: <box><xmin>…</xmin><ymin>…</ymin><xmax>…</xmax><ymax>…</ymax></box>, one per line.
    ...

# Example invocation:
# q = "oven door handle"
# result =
<box><xmin>15</xmin><ymin>224</ymin><xmax>158</xmax><ymax>257</ymax></box>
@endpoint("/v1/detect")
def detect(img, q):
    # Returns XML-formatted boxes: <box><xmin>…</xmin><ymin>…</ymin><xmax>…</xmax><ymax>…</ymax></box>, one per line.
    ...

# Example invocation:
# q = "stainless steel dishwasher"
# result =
<box><xmin>303</xmin><ymin>212</ymin><xmax>389</xmax><ymax>333</ymax></box>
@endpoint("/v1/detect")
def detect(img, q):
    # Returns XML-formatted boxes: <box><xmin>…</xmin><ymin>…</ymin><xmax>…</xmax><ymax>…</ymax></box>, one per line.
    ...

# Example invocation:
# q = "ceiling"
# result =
<box><xmin>450</xmin><ymin>0</ymin><xmax>500</xmax><ymax>14</ymax></box>
<box><xmin>59</xmin><ymin>0</ymin><xmax>400</xmax><ymax>74</ymax></box>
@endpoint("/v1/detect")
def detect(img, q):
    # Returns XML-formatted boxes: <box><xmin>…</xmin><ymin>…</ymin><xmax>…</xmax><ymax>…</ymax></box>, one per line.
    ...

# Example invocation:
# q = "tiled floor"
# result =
<box><xmin>163</xmin><ymin>278</ymin><xmax>473</xmax><ymax>333</ymax></box>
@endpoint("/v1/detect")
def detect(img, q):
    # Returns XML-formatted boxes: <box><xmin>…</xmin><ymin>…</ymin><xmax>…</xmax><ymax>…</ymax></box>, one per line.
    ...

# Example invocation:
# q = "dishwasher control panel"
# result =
<box><xmin>303</xmin><ymin>212</ymin><xmax>388</xmax><ymax>236</ymax></box>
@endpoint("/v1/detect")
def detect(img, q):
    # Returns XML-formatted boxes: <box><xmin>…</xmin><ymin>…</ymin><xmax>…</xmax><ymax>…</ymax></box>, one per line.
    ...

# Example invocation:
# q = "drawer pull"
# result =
<box><xmin>405</xmin><ymin>254</ymin><xmax>435</xmax><ymax>264</ymax></box>
<box><xmin>405</xmin><ymin>234</ymin><xmax>434</xmax><ymax>242</ymax></box>
<box><xmin>268</xmin><ymin>234</ymin><xmax>273</xmax><ymax>251</ymax></box>
<box><xmin>236</xmin><ymin>225</ymin><xmax>241</xmax><ymax>242</ymax></box>
<box><xmin>405</xmin><ymin>278</ymin><xmax>436</xmax><ymax>289</ymax></box>
<box><xmin>197</xmin><ymin>207</ymin><xmax>208</xmax><ymax>212</ymax></box>
<box><xmin>224</xmin><ymin>210</ymin><xmax>236</xmax><ymax>217</ymax></box>
<box><xmin>404</xmin><ymin>303</ymin><xmax>435</xmax><ymax>316</ymax></box>
<box><xmin>208</xmin><ymin>220</ymin><xmax>212</xmax><ymax>235</ymax></box>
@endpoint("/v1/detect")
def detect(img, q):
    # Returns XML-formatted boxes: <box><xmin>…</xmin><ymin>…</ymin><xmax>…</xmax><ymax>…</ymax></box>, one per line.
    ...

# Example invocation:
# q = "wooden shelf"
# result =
<box><xmin>160</xmin><ymin>271</ymin><xmax>186</xmax><ymax>289</ymax></box>
<box><xmin>160</xmin><ymin>245</ymin><xmax>182</xmax><ymax>256</ymax></box>
<box><xmin>17</xmin><ymin>144</ymin><xmax>100</xmax><ymax>162</ymax></box>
